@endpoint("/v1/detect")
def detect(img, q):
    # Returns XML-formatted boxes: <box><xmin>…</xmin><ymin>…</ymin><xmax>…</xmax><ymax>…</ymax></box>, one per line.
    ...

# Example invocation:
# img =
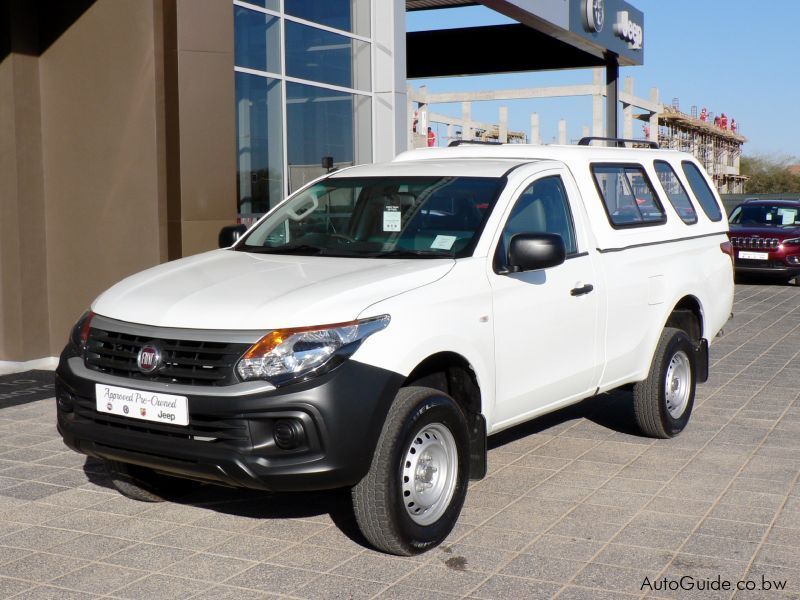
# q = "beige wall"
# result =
<box><xmin>0</xmin><ymin>0</ymin><xmax>237</xmax><ymax>360</ymax></box>
<box><xmin>38</xmin><ymin>0</ymin><xmax>168</xmax><ymax>356</ymax></box>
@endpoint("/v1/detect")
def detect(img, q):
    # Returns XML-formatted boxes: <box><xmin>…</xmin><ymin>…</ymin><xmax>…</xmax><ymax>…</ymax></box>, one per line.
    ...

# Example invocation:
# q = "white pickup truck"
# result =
<box><xmin>56</xmin><ymin>141</ymin><xmax>734</xmax><ymax>555</ymax></box>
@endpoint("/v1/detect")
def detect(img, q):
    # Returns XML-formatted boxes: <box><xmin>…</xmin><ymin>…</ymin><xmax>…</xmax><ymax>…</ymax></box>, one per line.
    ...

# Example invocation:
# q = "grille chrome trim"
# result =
<box><xmin>730</xmin><ymin>237</ymin><xmax>780</xmax><ymax>250</ymax></box>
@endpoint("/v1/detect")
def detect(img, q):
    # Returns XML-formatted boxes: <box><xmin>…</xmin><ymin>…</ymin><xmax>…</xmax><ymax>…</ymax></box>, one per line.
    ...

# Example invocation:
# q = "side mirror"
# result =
<box><xmin>218</xmin><ymin>224</ymin><xmax>247</xmax><ymax>248</ymax></box>
<box><xmin>507</xmin><ymin>233</ymin><xmax>566</xmax><ymax>273</ymax></box>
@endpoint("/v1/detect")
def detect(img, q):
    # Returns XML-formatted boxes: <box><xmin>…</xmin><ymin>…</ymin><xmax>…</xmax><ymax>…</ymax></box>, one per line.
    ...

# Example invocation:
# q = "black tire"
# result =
<box><xmin>633</xmin><ymin>327</ymin><xmax>696</xmax><ymax>439</ymax></box>
<box><xmin>104</xmin><ymin>459</ymin><xmax>183</xmax><ymax>502</ymax></box>
<box><xmin>352</xmin><ymin>386</ymin><xmax>470</xmax><ymax>556</ymax></box>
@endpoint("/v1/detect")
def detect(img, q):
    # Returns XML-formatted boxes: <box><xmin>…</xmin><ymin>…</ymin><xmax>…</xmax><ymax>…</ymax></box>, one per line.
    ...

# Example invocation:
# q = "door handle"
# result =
<box><xmin>570</xmin><ymin>283</ymin><xmax>594</xmax><ymax>296</ymax></box>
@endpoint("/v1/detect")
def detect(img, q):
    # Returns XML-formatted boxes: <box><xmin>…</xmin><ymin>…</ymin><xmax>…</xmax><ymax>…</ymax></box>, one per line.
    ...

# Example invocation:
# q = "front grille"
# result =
<box><xmin>730</xmin><ymin>237</ymin><xmax>780</xmax><ymax>249</ymax></box>
<box><xmin>85</xmin><ymin>328</ymin><xmax>250</xmax><ymax>386</ymax></box>
<box><xmin>71</xmin><ymin>392</ymin><xmax>250</xmax><ymax>444</ymax></box>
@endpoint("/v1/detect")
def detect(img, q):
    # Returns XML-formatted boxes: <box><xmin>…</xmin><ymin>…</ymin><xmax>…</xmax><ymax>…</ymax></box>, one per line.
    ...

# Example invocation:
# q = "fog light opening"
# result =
<box><xmin>273</xmin><ymin>419</ymin><xmax>306</xmax><ymax>450</ymax></box>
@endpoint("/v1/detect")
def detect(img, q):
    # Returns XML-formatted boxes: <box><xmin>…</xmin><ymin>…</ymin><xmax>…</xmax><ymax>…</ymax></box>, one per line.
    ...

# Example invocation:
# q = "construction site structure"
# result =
<box><xmin>641</xmin><ymin>105</ymin><xmax>747</xmax><ymax>194</ymax></box>
<box><xmin>409</xmin><ymin>68</ymin><xmax>746</xmax><ymax>193</ymax></box>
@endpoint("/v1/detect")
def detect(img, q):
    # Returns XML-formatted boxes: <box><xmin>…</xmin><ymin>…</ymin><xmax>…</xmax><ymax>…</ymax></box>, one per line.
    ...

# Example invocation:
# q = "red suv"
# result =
<box><xmin>728</xmin><ymin>199</ymin><xmax>800</xmax><ymax>285</ymax></box>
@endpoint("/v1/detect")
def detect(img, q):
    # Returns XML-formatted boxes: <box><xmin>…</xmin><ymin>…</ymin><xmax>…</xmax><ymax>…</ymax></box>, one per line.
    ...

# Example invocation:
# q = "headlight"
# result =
<box><xmin>782</xmin><ymin>237</ymin><xmax>800</xmax><ymax>246</ymax></box>
<box><xmin>236</xmin><ymin>315</ymin><xmax>390</xmax><ymax>385</ymax></box>
<box><xmin>69</xmin><ymin>311</ymin><xmax>95</xmax><ymax>352</ymax></box>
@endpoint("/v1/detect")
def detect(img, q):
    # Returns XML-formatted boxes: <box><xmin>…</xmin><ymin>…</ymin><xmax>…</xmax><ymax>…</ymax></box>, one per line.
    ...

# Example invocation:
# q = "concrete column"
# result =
<box><xmin>499</xmin><ymin>106</ymin><xmax>508</xmax><ymax>143</ymax></box>
<box><xmin>447</xmin><ymin>124</ymin><xmax>453</xmax><ymax>146</ymax></box>
<box><xmin>622</xmin><ymin>77</ymin><xmax>633</xmax><ymax>140</ymax></box>
<box><xmin>592</xmin><ymin>67</ymin><xmax>604</xmax><ymax>137</ymax></box>
<box><xmin>649</xmin><ymin>86</ymin><xmax>660</xmax><ymax>143</ymax></box>
<box><xmin>582</xmin><ymin>125</ymin><xmax>590</xmax><ymax>139</ymax></box>
<box><xmin>530</xmin><ymin>113</ymin><xmax>541</xmax><ymax>145</ymax></box>
<box><xmin>462</xmin><ymin>101</ymin><xmax>473</xmax><ymax>140</ymax></box>
<box><xmin>558</xmin><ymin>119</ymin><xmax>567</xmax><ymax>145</ymax></box>
<box><xmin>606</xmin><ymin>56</ymin><xmax>619</xmax><ymax>138</ymax></box>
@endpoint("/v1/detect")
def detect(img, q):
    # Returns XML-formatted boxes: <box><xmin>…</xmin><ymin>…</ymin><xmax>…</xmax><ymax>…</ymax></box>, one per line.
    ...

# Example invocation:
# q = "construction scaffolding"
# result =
<box><xmin>409</xmin><ymin>69</ymin><xmax>747</xmax><ymax>193</ymax></box>
<box><xmin>640</xmin><ymin>105</ymin><xmax>747</xmax><ymax>194</ymax></box>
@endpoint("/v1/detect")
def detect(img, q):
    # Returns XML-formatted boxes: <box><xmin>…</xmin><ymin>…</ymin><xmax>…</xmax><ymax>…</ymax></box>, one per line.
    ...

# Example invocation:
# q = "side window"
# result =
<box><xmin>681</xmin><ymin>161</ymin><xmax>723</xmax><ymax>222</ymax></box>
<box><xmin>591</xmin><ymin>164</ymin><xmax>666</xmax><ymax>227</ymax></box>
<box><xmin>496</xmin><ymin>176</ymin><xmax>577</xmax><ymax>268</ymax></box>
<box><xmin>653</xmin><ymin>160</ymin><xmax>698</xmax><ymax>224</ymax></box>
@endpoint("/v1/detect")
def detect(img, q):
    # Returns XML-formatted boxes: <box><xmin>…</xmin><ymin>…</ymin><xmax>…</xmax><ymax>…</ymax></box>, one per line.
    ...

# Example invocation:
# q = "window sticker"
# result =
<box><xmin>766</xmin><ymin>213</ymin><xmax>772</xmax><ymax>221</ymax></box>
<box><xmin>383</xmin><ymin>206</ymin><xmax>401</xmax><ymax>232</ymax></box>
<box><xmin>430</xmin><ymin>235</ymin><xmax>457</xmax><ymax>250</ymax></box>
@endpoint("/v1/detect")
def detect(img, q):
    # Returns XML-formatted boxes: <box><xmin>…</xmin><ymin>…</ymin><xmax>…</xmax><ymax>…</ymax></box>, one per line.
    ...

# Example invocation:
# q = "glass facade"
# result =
<box><xmin>233</xmin><ymin>0</ymin><xmax>374</xmax><ymax>219</ymax></box>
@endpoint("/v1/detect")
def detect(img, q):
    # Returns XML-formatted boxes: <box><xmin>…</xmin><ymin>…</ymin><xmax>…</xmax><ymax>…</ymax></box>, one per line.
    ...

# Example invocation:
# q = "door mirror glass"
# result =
<box><xmin>507</xmin><ymin>233</ymin><xmax>566</xmax><ymax>273</ymax></box>
<box><xmin>219</xmin><ymin>224</ymin><xmax>248</xmax><ymax>248</ymax></box>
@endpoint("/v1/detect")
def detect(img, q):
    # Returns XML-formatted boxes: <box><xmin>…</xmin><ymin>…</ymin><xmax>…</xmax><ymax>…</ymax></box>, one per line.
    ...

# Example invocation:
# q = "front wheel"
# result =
<box><xmin>633</xmin><ymin>327</ymin><xmax>696</xmax><ymax>438</ymax></box>
<box><xmin>104</xmin><ymin>459</ymin><xmax>183</xmax><ymax>502</ymax></box>
<box><xmin>352</xmin><ymin>386</ymin><xmax>470</xmax><ymax>555</ymax></box>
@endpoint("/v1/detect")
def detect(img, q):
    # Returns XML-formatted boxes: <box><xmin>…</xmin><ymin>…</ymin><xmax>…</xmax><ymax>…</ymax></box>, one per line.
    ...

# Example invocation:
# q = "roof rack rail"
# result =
<box><xmin>448</xmin><ymin>140</ymin><xmax>504</xmax><ymax>147</ymax></box>
<box><xmin>578</xmin><ymin>137</ymin><xmax>659</xmax><ymax>149</ymax></box>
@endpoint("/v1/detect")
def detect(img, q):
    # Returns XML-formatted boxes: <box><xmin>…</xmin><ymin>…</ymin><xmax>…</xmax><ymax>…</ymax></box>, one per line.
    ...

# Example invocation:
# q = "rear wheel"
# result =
<box><xmin>633</xmin><ymin>327</ymin><xmax>696</xmax><ymax>438</ymax></box>
<box><xmin>352</xmin><ymin>386</ymin><xmax>470</xmax><ymax>555</ymax></box>
<box><xmin>104</xmin><ymin>459</ymin><xmax>183</xmax><ymax>502</ymax></box>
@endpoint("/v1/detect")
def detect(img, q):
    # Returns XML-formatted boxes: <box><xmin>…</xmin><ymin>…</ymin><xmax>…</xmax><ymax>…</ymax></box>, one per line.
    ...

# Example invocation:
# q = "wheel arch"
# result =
<box><xmin>403</xmin><ymin>351</ymin><xmax>487</xmax><ymax>479</ymax></box>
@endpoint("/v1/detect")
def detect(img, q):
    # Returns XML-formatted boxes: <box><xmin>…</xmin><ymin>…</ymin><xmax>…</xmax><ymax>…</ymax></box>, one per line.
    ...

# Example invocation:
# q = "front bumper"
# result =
<box><xmin>56</xmin><ymin>350</ymin><xmax>404</xmax><ymax>492</ymax></box>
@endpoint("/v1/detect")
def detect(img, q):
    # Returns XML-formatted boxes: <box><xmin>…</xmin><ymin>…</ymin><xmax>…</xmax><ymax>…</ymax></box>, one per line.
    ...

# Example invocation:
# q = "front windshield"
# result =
<box><xmin>237</xmin><ymin>176</ymin><xmax>505</xmax><ymax>258</ymax></box>
<box><xmin>730</xmin><ymin>204</ymin><xmax>800</xmax><ymax>227</ymax></box>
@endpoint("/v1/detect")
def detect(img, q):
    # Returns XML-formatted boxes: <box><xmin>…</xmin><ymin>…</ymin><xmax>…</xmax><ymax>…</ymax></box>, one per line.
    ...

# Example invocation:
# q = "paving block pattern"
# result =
<box><xmin>0</xmin><ymin>283</ymin><xmax>798</xmax><ymax>599</ymax></box>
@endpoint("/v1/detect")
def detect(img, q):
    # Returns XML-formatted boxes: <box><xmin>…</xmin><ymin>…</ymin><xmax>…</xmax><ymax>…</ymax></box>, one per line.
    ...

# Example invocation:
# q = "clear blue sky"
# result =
<box><xmin>407</xmin><ymin>1</ymin><xmax>800</xmax><ymax>158</ymax></box>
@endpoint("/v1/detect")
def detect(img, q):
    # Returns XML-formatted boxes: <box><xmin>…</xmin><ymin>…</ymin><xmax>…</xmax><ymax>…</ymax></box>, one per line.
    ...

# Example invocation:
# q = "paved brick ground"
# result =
<box><xmin>0</xmin><ymin>282</ymin><xmax>798</xmax><ymax>599</ymax></box>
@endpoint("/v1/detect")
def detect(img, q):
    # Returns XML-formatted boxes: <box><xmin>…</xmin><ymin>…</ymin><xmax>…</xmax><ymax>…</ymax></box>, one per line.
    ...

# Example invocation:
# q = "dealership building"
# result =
<box><xmin>0</xmin><ymin>0</ymin><xmax>643</xmax><ymax>363</ymax></box>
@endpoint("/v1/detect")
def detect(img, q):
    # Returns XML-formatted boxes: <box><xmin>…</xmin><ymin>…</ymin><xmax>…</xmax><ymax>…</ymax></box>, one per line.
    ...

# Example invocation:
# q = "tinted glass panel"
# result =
<box><xmin>592</xmin><ymin>165</ymin><xmax>666</xmax><ymax>227</ymax></box>
<box><xmin>238</xmin><ymin>0</ymin><xmax>279</xmax><ymax>10</ymax></box>
<box><xmin>653</xmin><ymin>161</ymin><xmax>697</xmax><ymax>224</ymax></box>
<box><xmin>235</xmin><ymin>72</ymin><xmax>284</xmax><ymax>216</ymax></box>
<box><xmin>286</xmin><ymin>82</ymin><xmax>371</xmax><ymax>192</ymax></box>
<box><xmin>729</xmin><ymin>204</ymin><xmax>800</xmax><ymax>227</ymax></box>
<box><xmin>285</xmin><ymin>0</ymin><xmax>370</xmax><ymax>36</ymax></box>
<box><xmin>681</xmin><ymin>162</ymin><xmax>723</xmax><ymax>222</ymax></box>
<box><xmin>285</xmin><ymin>21</ymin><xmax>370</xmax><ymax>91</ymax></box>
<box><xmin>234</xmin><ymin>6</ymin><xmax>281</xmax><ymax>74</ymax></box>
<box><xmin>499</xmin><ymin>176</ymin><xmax>578</xmax><ymax>264</ymax></box>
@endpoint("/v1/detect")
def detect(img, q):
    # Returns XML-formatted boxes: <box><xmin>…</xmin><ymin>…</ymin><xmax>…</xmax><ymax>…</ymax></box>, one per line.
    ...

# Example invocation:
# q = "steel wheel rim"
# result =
<box><xmin>401</xmin><ymin>422</ymin><xmax>458</xmax><ymax>526</ymax></box>
<box><xmin>665</xmin><ymin>350</ymin><xmax>691</xmax><ymax>419</ymax></box>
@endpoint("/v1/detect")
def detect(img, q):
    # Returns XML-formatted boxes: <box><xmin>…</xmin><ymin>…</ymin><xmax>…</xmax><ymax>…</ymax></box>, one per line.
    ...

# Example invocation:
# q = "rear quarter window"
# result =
<box><xmin>681</xmin><ymin>161</ymin><xmax>723</xmax><ymax>222</ymax></box>
<box><xmin>591</xmin><ymin>164</ymin><xmax>666</xmax><ymax>228</ymax></box>
<box><xmin>653</xmin><ymin>160</ymin><xmax>698</xmax><ymax>224</ymax></box>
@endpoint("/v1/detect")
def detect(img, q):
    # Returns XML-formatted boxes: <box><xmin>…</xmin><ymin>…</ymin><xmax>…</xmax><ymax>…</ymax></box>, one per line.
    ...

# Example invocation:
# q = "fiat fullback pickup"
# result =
<box><xmin>56</xmin><ymin>141</ymin><xmax>734</xmax><ymax>555</ymax></box>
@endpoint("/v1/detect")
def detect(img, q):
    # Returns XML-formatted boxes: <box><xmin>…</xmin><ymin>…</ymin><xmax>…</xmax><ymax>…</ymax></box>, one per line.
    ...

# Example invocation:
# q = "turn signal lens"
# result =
<box><xmin>237</xmin><ymin>315</ymin><xmax>390</xmax><ymax>384</ymax></box>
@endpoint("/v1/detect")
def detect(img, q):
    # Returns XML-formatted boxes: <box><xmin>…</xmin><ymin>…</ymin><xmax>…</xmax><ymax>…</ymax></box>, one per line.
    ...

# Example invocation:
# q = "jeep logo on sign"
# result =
<box><xmin>137</xmin><ymin>342</ymin><xmax>162</xmax><ymax>374</ymax></box>
<box><xmin>613</xmin><ymin>11</ymin><xmax>643</xmax><ymax>50</ymax></box>
<box><xmin>583</xmin><ymin>0</ymin><xmax>604</xmax><ymax>33</ymax></box>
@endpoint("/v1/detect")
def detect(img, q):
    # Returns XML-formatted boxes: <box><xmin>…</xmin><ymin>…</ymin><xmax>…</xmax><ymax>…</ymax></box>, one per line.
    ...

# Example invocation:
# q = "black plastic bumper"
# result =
<box><xmin>56</xmin><ymin>350</ymin><xmax>404</xmax><ymax>492</ymax></box>
<box><xmin>734</xmin><ymin>264</ymin><xmax>800</xmax><ymax>278</ymax></box>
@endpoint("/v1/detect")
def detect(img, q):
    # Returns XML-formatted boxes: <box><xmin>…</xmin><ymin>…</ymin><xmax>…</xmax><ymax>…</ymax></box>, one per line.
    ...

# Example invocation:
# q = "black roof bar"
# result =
<box><xmin>578</xmin><ymin>137</ymin><xmax>659</xmax><ymax>149</ymax></box>
<box><xmin>448</xmin><ymin>140</ymin><xmax>504</xmax><ymax>147</ymax></box>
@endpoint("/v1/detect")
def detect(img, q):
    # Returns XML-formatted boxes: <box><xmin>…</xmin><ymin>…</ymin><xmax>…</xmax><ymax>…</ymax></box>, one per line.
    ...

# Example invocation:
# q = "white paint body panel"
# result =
<box><xmin>88</xmin><ymin>144</ymin><xmax>734</xmax><ymax>436</ymax></box>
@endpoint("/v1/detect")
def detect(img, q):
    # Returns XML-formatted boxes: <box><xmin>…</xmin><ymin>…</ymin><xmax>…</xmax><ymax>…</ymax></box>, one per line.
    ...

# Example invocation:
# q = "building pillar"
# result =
<box><xmin>462</xmin><ymin>101</ymin><xmax>473</xmax><ymax>140</ymax></box>
<box><xmin>622</xmin><ymin>77</ymin><xmax>633</xmax><ymax>140</ymax></box>
<box><xmin>530</xmin><ymin>113</ymin><xmax>541</xmax><ymax>145</ymax></box>
<box><xmin>605</xmin><ymin>55</ymin><xmax>619</xmax><ymax>139</ymax></box>
<box><xmin>592</xmin><ymin>67</ymin><xmax>604</xmax><ymax>137</ymax></box>
<box><xmin>499</xmin><ymin>106</ymin><xmax>508</xmax><ymax>143</ymax></box>
<box><xmin>649</xmin><ymin>86</ymin><xmax>660</xmax><ymax>143</ymax></box>
<box><xmin>558</xmin><ymin>119</ymin><xmax>567</xmax><ymax>145</ymax></box>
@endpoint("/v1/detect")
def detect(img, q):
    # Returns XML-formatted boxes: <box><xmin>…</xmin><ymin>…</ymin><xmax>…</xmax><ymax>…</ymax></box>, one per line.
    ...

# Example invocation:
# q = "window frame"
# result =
<box><xmin>680</xmin><ymin>160</ymin><xmax>723</xmax><ymax>222</ymax></box>
<box><xmin>493</xmin><ymin>174</ymin><xmax>580</xmax><ymax>273</ymax></box>
<box><xmin>653</xmin><ymin>160</ymin><xmax>698</xmax><ymax>225</ymax></box>
<box><xmin>590</xmin><ymin>162</ymin><xmax>668</xmax><ymax>229</ymax></box>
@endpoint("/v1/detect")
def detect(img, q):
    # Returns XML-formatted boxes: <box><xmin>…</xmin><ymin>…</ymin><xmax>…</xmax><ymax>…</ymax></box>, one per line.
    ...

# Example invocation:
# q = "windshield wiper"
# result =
<box><xmin>238</xmin><ymin>244</ymin><xmax>330</xmax><ymax>255</ymax></box>
<box><xmin>370</xmin><ymin>249</ymin><xmax>455</xmax><ymax>259</ymax></box>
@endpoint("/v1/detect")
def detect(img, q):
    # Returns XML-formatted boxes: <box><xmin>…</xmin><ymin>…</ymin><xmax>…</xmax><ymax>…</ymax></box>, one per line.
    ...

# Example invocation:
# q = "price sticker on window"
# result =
<box><xmin>383</xmin><ymin>206</ymin><xmax>401</xmax><ymax>232</ymax></box>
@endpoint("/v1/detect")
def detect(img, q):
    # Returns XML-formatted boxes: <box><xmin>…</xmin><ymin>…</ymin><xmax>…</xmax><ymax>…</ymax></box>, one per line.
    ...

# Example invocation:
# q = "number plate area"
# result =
<box><xmin>738</xmin><ymin>251</ymin><xmax>769</xmax><ymax>260</ymax></box>
<box><xmin>96</xmin><ymin>384</ymin><xmax>189</xmax><ymax>426</ymax></box>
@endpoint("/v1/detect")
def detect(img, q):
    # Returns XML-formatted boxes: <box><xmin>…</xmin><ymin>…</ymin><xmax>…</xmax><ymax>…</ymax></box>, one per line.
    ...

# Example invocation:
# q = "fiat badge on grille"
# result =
<box><xmin>137</xmin><ymin>342</ymin><xmax>163</xmax><ymax>374</ymax></box>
